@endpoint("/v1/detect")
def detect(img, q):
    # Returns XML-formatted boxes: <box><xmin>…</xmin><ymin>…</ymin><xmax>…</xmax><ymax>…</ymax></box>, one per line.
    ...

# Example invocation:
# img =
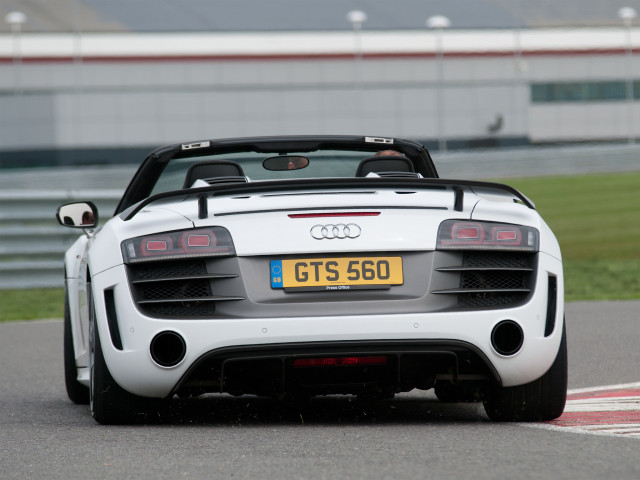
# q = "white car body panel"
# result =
<box><xmin>64</xmin><ymin>236</ymin><xmax>91</xmax><ymax>369</ymax></box>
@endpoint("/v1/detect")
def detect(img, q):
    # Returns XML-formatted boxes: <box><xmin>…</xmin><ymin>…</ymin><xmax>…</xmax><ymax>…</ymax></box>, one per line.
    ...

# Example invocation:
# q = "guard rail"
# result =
<box><xmin>0</xmin><ymin>190</ymin><xmax>121</xmax><ymax>289</ymax></box>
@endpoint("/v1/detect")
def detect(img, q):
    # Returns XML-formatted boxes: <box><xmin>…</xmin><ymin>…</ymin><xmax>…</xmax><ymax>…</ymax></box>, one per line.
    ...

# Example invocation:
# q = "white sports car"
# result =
<box><xmin>57</xmin><ymin>135</ymin><xmax>566</xmax><ymax>424</ymax></box>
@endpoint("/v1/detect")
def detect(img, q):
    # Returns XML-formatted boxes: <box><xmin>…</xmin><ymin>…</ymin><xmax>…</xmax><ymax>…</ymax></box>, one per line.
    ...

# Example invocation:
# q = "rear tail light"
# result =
<box><xmin>437</xmin><ymin>220</ymin><xmax>539</xmax><ymax>252</ymax></box>
<box><xmin>186</xmin><ymin>234</ymin><xmax>212</xmax><ymax>248</ymax></box>
<box><xmin>121</xmin><ymin>227</ymin><xmax>235</xmax><ymax>263</ymax></box>
<box><xmin>455</xmin><ymin>225</ymin><xmax>482</xmax><ymax>241</ymax></box>
<box><xmin>146</xmin><ymin>239</ymin><xmax>170</xmax><ymax>251</ymax></box>
<box><xmin>293</xmin><ymin>356</ymin><xmax>388</xmax><ymax>367</ymax></box>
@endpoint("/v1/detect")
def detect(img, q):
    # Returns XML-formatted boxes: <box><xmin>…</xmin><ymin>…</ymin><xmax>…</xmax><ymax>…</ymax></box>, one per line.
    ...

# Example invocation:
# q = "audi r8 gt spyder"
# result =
<box><xmin>57</xmin><ymin>135</ymin><xmax>567</xmax><ymax>424</ymax></box>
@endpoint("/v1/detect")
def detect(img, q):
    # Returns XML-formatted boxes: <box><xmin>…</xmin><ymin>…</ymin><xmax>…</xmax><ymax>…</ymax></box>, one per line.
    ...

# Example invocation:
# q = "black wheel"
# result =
<box><xmin>434</xmin><ymin>381</ymin><xmax>483</xmax><ymax>403</ymax></box>
<box><xmin>483</xmin><ymin>322</ymin><xmax>567</xmax><ymax>422</ymax></box>
<box><xmin>63</xmin><ymin>290</ymin><xmax>90</xmax><ymax>404</ymax></box>
<box><xmin>89</xmin><ymin>286</ymin><xmax>162</xmax><ymax>424</ymax></box>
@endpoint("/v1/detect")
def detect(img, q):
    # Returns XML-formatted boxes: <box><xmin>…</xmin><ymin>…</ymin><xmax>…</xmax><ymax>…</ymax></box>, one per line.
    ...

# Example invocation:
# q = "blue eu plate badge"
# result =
<box><xmin>270</xmin><ymin>260</ymin><xmax>283</xmax><ymax>289</ymax></box>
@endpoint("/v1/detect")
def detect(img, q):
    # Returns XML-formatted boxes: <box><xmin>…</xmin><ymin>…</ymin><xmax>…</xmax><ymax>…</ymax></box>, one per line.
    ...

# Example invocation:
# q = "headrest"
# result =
<box><xmin>355</xmin><ymin>155</ymin><xmax>415</xmax><ymax>177</ymax></box>
<box><xmin>183</xmin><ymin>160</ymin><xmax>245</xmax><ymax>188</ymax></box>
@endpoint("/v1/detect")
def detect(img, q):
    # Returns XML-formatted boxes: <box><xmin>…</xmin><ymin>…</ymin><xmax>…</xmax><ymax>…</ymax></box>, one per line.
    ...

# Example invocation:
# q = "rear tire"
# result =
<box><xmin>89</xmin><ymin>287</ymin><xmax>162</xmax><ymax>424</ymax></box>
<box><xmin>483</xmin><ymin>322</ymin><xmax>567</xmax><ymax>422</ymax></box>
<box><xmin>63</xmin><ymin>290</ymin><xmax>89</xmax><ymax>404</ymax></box>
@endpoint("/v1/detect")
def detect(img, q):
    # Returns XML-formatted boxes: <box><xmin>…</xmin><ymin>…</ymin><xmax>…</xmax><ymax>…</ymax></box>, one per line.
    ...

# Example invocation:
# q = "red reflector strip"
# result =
<box><xmin>288</xmin><ymin>212</ymin><xmax>380</xmax><ymax>218</ymax></box>
<box><xmin>293</xmin><ymin>356</ymin><xmax>388</xmax><ymax>367</ymax></box>
<box><xmin>146</xmin><ymin>240</ymin><xmax>168</xmax><ymax>251</ymax></box>
<box><xmin>187</xmin><ymin>234</ymin><xmax>212</xmax><ymax>247</ymax></box>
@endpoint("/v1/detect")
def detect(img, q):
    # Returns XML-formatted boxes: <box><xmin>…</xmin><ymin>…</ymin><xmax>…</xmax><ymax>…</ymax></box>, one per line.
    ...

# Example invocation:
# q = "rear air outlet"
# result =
<box><xmin>432</xmin><ymin>251</ymin><xmax>536</xmax><ymax>308</ymax></box>
<box><xmin>545</xmin><ymin>275</ymin><xmax>558</xmax><ymax>337</ymax></box>
<box><xmin>104</xmin><ymin>289</ymin><xmax>123</xmax><ymax>351</ymax></box>
<box><xmin>127</xmin><ymin>259</ymin><xmax>244</xmax><ymax>318</ymax></box>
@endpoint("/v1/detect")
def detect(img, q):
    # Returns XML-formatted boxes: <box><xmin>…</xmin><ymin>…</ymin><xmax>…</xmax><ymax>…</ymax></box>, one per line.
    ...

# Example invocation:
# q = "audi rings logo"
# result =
<box><xmin>310</xmin><ymin>223</ymin><xmax>361</xmax><ymax>240</ymax></box>
<box><xmin>311</xmin><ymin>223</ymin><xmax>362</xmax><ymax>240</ymax></box>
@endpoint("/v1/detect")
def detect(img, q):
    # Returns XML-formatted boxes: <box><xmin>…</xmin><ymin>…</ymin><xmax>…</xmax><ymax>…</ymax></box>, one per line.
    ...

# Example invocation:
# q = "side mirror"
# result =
<box><xmin>56</xmin><ymin>202</ymin><xmax>99</xmax><ymax>228</ymax></box>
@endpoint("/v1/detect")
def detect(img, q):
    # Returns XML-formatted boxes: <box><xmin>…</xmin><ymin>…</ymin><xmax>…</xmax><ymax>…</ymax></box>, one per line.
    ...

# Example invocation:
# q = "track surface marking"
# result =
<box><xmin>525</xmin><ymin>382</ymin><xmax>640</xmax><ymax>438</ymax></box>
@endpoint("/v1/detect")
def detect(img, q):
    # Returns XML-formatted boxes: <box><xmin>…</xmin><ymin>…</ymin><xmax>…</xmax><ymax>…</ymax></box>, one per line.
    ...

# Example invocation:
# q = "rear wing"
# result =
<box><xmin>120</xmin><ymin>177</ymin><xmax>535</xmax><ymax>221</ymax></box>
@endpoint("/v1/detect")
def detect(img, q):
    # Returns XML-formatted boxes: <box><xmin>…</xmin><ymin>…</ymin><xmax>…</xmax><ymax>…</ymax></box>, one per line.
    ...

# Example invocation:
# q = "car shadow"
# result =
<box><xmin>145</xmin><ymin>391</ymin><xmax>490</xmax><ymax>426</ymax></box>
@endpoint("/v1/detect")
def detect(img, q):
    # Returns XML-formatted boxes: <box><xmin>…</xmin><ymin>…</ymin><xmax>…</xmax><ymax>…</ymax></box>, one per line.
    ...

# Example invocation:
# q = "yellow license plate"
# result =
<box><xmin>270</xmin><ymin>257</ymin><xmax>403</xmax><ymax>291</ymax></box>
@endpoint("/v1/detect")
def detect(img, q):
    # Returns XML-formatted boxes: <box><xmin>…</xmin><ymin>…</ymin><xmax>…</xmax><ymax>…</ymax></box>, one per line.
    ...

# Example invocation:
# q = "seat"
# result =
<box><xmin>183</xmin><ymin>160</ymin><xmax>246</xmax><ymax>188</ymax></box>
<box><xmin>355</xmin><ymin>155</ymin><xmax>415</xmax><ymax>177</ymax></box>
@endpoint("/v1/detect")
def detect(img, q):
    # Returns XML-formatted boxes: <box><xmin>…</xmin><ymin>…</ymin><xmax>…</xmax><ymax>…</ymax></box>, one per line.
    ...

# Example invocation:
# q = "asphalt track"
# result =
<box><xmin>1</xmin><ymin>300</ymin><xmax>639</xmax><ymax>479</ymax></box>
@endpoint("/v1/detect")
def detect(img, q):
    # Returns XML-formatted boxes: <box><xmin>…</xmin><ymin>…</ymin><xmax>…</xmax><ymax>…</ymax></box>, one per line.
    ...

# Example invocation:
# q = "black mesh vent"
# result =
<box><xmin>459</xmin><ymin>252</ymin><xmax>532</xmax><ymax>307</ymax></box>
<box><xmin>138</xmin><ymin>279</ymin><xmax>212</xmax><ymax>301</ymax></box>
<box><xmin>459</xmin><ymin>293</ymin><xmax>523</xmax><ymax>308</ymax></box>
<box><xmin>127</xmin><ymin>259</ymin><xmax>242</xmax><ymax>318</ymax></box>
<box><xmin>433</xmin><ymin>251</ymin><xmax>536</xmax><ymax>309</ymax></box>
<box><xmin>461</xmin><ymin>271</ymin><xmax>527</xmax><ymax>290</ymax></box>
<box><xmin>130</xmin><ymin>260</ymin><xmax>207</xmax><ymax>280</ymax></box>
<box><xmin>142</xmin><ymin>302</ymin><xmax>217</xmax><ymax>318</ymax></box>
<box><xmin>462</xmin><ymin>252</ymin><xmax>530</xmax><ymax>269</ymax></box>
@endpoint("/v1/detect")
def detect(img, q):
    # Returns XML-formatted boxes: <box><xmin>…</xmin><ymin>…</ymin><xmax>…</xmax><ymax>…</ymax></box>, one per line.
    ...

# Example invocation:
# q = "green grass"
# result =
<box><xmin>502</xmin><ymin>172</ymin><xmax>640</xmax><ymax>261</ymax></box>
<box><xmin>564</xmin><ymin>260</ymin><xmax>640</xmax><ymax>301</ymax></box>
<box><xmin>497</xmin><ymin>171</ymin><xmax>640</xmax><ymax>302</ymax></box>
<box><xmin>0</xmin><ymin>288</ymin><xmax>64</xmax><ymax>322</ymax></box>
<box><xmin>1</xmin><ymin>171</ymin><xmax>639</xmax><ymax>321</ymax></box>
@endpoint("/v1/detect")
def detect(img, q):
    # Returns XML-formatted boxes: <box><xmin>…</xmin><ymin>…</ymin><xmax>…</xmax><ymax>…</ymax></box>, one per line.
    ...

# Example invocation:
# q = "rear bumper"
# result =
<box><xmin>90</xmin><ymin>252</ymin><xmax>564</xmax><ymax>398</ymax></box>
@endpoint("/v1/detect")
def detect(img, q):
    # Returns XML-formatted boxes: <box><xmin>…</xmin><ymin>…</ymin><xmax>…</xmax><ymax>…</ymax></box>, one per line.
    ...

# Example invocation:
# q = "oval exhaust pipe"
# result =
<box><xmin>150</xmin><ymin>331</ymin><xmax>186</xmax><ymax>367</ymax></box>
<box><xmin>491</xmin><ymin>320</ymin><xmax>524</xmax><ymax>356</ymax></box>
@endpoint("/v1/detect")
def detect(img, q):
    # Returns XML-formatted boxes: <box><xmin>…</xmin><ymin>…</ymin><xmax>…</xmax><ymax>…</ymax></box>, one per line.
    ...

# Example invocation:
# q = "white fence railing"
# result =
<box><xmin>0</xmin><ymin>190</ymin><xmax>121</xmax><ymax>289</ymax></box>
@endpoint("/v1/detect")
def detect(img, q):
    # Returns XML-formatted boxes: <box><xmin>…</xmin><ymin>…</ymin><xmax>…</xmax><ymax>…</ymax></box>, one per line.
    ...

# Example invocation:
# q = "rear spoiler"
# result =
<box><xmin>120</xmin><ymin>177</ymin><xmax>535</xmax><ymax>221</ymax></box>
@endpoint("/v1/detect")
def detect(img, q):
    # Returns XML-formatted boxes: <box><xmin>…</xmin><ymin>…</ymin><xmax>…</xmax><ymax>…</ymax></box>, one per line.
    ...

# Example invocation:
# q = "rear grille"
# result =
<box><xmin>137</xmin><ymin>279</ymin><xmax>212</xmax><ymax>301</ymax></box>
<box><xmin>433</xmin><ymin>252</ymin><xmax>535</xmax><ymax>308</ymax></box>
<box><xmin>133</xmin><ymin>260</ymin><xmax>208</xmax><ymax>279</ymax></box>
<box><xmin>461</xmin><ymin>269</ymin><xmax>526</xmax><ymax>290</ymax></box>
<box><xmin>127</xmin><ymin>259</ymin><xmax>244</xmax><ymax>318</ymax></box>
<box><xmin>462</xmin><ymin>252</ymin><xmax>530</xmax><ymax>269</ymax></box>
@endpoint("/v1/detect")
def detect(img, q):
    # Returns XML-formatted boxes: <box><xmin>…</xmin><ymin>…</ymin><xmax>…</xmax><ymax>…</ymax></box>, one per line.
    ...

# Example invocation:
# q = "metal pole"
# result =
<box><xmin>619</xmin><ymin>7</ymin><xmax>637</xmax><ymax>144</ymax></box>
<box><xmin>5</xmin><ymin>11</ymin><xmax>27</xmax><ymax>93</ymax></box>
<box><xmin>625</xmin><ymin>21</ymin><xmax>635</xmax><ymax>144</ymax></box>
<box><xmin>436</xmin><ymin>29</ymin><xmax>446</xmax><ymax>153</ymax></box>
<box><xmin>347</xmin><ymin>10</ymin><xmax>367</xmax><ymax>133</ymax></box>
<box><xmin>427</xmin><ymin>15</ymin><xmax>450</xmax><ymax>153</ymax></box>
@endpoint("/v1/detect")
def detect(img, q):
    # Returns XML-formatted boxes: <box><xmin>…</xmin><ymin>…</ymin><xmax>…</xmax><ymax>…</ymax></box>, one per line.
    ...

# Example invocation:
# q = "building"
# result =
<box><xmin>1</xmin><ymin>27</ymin><xmax>639</xmax><ymax>166</ymax></box>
